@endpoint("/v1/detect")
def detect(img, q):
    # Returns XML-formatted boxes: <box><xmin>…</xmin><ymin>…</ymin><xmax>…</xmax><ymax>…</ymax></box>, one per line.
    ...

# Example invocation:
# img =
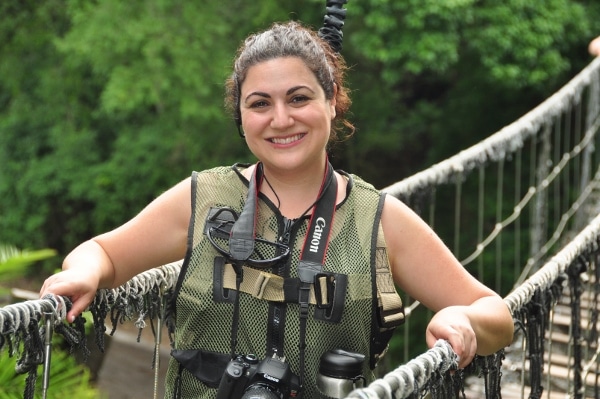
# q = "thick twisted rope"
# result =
<box><xmin>504</xmin><ymin>212</ymin><xmax>600</xmax><ymax>314</ymax></box>
<box><xmin>0</xmin><ymin>262</ymin><xmax>181</xmax><ymax>338</ymax></box>
<box><xmin>0</xmin><ymin>262</ymin><xmax>182</xmax><ymax>398</ymax></box>
<box><xmin>344</xmin><ymin>340</ymin><xmax>458</xmax><ymax>399</ymax></box>
<box><xmin>86</xmin><ymin>261</ymin><xmax>181</xmax><ymax>349</ymax></box>
<box><xmin>1</xmin><ymin>218</ymin><xmax>600</xmax><ymax>398</ymax></box>
<box><xmin>345</xmin><ymin>211</ymin><xmax>600</xmax><ymax>398</ymax></box>
<box><xmin>90</xmin><ymin>261</ymin><xmax>180</xmax><ymax>314</ymax></box>
<box><xmin>0</xmin><ymin>295</ymin><xmax>68</xmax><ymax>338</ymax></box>
<box><xmin>383</xmin><ymin>57</ymin><xmax>600</xmax><ymax>202</ymax></box>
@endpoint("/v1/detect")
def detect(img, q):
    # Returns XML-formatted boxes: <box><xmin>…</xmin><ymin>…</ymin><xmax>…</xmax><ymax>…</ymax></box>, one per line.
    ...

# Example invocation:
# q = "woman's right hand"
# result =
<box><xmin>40</xmin><ymin>239</ymin><xmax>114</xmax><ymax>323</ymax></box>
<box><xmin>39</xmin><ymin>176</ymin><xmax>192</xmax><ymax>323</ymax></box>
<box><xmin>40</xmin><ymin>266</ymin><xmax>101</xmax><ymax>322</ymax></box>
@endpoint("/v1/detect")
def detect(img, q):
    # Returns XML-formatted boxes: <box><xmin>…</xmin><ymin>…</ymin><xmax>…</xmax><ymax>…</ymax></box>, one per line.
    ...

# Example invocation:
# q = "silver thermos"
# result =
<box><xmin>316</xmin><ymin>349</ymin><xmax>365</xmax><ymax>398</ymax></box>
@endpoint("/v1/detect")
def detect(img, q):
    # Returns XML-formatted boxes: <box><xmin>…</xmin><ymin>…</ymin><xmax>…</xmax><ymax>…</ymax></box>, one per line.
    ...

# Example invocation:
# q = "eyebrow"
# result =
<box><xmin>244</xmin><ymin>85</ymin><xmax>315</xmax><ymax>103</ymax></box>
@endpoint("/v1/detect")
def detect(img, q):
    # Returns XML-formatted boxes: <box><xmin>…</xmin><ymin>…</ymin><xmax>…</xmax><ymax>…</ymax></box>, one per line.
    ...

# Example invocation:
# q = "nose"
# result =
<box><xmin>270</xmin><ymin>103</ymin><xmax>294</xmax><ymax>130</ymax></box>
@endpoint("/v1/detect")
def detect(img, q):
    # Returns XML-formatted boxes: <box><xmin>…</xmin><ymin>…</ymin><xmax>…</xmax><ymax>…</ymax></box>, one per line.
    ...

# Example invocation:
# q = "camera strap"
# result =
<box><xmin>296</xmin><ymin>161</ymin><xmax>337</xmax><ymax>391</ymax></box>
<box><xmin>227</xmin><ymin>160</ymin><xmax>338</xmax><ymax>390</ymax></box>
<box><xmin>225</xmin><ymin>162</ymin><xmax>262</xmax><ymax>358</ymax></box>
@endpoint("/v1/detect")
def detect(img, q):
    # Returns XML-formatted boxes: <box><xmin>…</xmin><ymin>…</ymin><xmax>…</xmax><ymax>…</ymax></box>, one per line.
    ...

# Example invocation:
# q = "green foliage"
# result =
<box><xmin>0</xmin><ymin>245</ymin><xmax>57</xmax><ymax>281</ymax></box>
<box><xmin>0</xmin><ymin>0</ymin><xmax>599</xmax><ymax>378</ymax></box>
<box><xmin>348</xmin><ymin>0</ymin><xmax>588</xmax><ymax>86</ymax></box>
<box><xmin>0</xmin><ymin>0</ymin><xmax>598</xmax><ymax>260</ymax></box>
<box><xmin>342</xmin><ymin>0</ymin><xmax>595</xmax><ymax>186</ymax></box>
<box><xmin>0</xmin><ymin>348</ymin><xmax>103</xmax><ymax>399</ymax></box>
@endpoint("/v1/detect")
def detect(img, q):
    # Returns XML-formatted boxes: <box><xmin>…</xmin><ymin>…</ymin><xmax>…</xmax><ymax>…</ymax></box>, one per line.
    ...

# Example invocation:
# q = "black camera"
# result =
<box><xmin>216</xmin><ymin>354</ymin><xmax>302</xmax><ymax>399</ymax></box>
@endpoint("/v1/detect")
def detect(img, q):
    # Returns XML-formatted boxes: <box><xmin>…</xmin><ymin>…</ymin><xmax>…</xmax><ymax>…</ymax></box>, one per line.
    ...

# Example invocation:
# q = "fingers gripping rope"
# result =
<box><xmin>0</xmin><ymin>294</ymin><xmax>79</xmax><ymax>399</ymax></box>
<box><xmin>346</xmin><ymin>340</ymin><xmax>459</xmax><ymax>399</ymax></box>
<box><xmin>0</xmin><ymin>262</ymin><xmax>181</xmax><ymax>399</ymax></box>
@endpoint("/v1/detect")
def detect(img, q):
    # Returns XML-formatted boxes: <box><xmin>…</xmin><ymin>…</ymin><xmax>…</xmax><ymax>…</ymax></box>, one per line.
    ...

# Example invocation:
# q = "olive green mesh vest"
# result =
<box><xmin>165</xmin><ymin>165</ymin><xmax>403</xmax><ymax>399</ymax></box>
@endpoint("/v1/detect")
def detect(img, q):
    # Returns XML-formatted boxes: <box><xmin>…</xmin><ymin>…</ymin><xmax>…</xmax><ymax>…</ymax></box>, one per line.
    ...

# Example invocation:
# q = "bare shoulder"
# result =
<box><xmin>94</xmin><ymin>176</ymin><xmax>193</xmax><ymax>280</ymax></box>
<box><xmin>380</xmin><ymin>195</ymin><xmax>435</xmax><ymax>241</ymax></box>
<box><xmin>380</xmin><ymin>195</ymin><xmax>494</xmax><ymax>310</ymax></box>
<box><xmin>380</xmin><ymin>195</ymin><xmax>444</xmax><ymax>276</ymax></box>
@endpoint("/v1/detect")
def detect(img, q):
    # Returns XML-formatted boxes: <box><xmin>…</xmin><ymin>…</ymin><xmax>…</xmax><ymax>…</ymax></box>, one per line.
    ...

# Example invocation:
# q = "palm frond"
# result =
<box><xmin>0</xmin><ymin>244</ymin><xmax>57</xmax><ymax>279</ymax></box>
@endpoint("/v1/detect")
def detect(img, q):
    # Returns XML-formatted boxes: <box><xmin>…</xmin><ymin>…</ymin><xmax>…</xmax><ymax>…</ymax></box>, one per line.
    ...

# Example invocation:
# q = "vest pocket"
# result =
<box><xmin>171</xmin><ymin>349</ymin><xmax>230</xmax><ymax>388</ymax></box>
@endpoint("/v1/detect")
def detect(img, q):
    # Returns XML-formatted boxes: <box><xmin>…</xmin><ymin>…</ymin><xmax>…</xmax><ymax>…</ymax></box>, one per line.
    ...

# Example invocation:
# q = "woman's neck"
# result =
<box><xmin>241</xmin><ymin>159</ymin><xmax>347</xmax><ymax>220</ymax></box>
<box><xmin>260</xmin><ymin>162</ymin><xmax>328</xmax><ymax>219</ymax></box>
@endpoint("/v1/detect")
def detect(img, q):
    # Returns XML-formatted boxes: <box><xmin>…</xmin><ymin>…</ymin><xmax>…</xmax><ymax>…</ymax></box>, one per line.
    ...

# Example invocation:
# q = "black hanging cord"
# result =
<box><xmin>317</xmin><ymin>0</ymin><xmax>348</xmax><ymax>53</ymax></box>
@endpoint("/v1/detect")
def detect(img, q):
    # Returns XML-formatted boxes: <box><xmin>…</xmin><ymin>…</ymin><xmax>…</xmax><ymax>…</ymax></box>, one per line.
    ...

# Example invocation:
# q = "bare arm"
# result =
<box><xmin>381</xmin><ymin>196</ymin><xmax>513</xmax><ymax>367</ymax></box>
<box><xmin>41</xmin><ymin>177</ymin><xmax>192</xmax><ymax>321</ymax></box>
<box><xmin>590</xmin><ymin>36</ymin><xmax>600</xmax><ymax>56</ymax></box>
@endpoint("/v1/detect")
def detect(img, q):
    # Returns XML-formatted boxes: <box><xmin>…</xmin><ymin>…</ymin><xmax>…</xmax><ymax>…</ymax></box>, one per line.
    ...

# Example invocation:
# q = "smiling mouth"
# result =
<box><xmin>269</xmin><ymin>133</ymin><xmax>306</xmax><ymax>145</ymax></box>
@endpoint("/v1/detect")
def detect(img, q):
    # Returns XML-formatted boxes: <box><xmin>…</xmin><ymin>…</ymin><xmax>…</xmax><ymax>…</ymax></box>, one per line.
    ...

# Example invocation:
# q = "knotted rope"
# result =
<box><xmin>345</xmin><ymin>340</ymin><xmax>458</xmax><ymax>399</ymax></box>
<box><xmin>0</xmin><ymin>262</ymin><xmax>181</xmax><ymax>398</ymax></box>
<box><xmin>383</xmin><ymin>57</ymin><xmax>600</xmax><ymax>203</ymax></box>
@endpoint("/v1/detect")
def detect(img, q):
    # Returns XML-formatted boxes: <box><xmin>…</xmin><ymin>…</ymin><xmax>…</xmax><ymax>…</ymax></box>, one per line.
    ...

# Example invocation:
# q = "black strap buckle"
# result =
<box><xmin>313</xmin><ymin>272</ymin><xmax>347</xmax><ymax>324</ymax></box>
<box><xmin>314</xmin><ymin>272</ymin><xmax>336</xmax><ymax>309</ymax></box>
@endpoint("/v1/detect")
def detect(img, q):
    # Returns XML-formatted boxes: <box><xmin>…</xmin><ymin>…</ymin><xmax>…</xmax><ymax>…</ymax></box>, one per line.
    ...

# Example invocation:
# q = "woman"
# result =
<box><xmin>41</xmin><ymin>21</ymin><xmax>513</xmax><ymax>398</ymax></box>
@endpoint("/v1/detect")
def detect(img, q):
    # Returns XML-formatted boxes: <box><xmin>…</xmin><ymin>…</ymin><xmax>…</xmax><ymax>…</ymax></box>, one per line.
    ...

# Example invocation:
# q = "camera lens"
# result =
<box><xmin>241</xmin><ymin>385</ymin><xmax>280</xmax><ymax>399</ymax></box>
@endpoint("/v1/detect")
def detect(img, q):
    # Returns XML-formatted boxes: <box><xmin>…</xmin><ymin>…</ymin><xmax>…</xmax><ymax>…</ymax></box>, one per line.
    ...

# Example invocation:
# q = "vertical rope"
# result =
<box><xmin>577</xmin><ymin>250</ymin><xmax>598</xmax><ymax>398</ymax></box>
<box><xmin>545</xmin><ymin>303</ymin><xmax>555</xmax><ymax>399</ymax></box>
<box><xmin>520</xmin><ymin>327</ymin><xmax>527</xmax><ymax>399</ymax></box>
<box><xmin>553</xmin><ymin>116</ymin><xmax>562</xmax><ymax>231</ymax></box>
<box><xmin>592</xmin><ymin>249</ymin><xmax>600</xmax><ymax>398</ymax></box>
<box><xmin>593</xmin><ymin>250</ymin><xmax>600</xmax><ymax>398</ymax></box>
<box><xmin>515</xmin><ymin>147</ymin><xmax>523</xmax><ymax>279</ymax></box>
<box><xmin>429</xmin><ymin>186</ymin><xmax>437</xmax><ymax>228</ymax></box>
<box><xmin>478</xmin><ymin>166</ymin><xmax>485</xmax><ymax>281</ymax></box>
<box><xmin>527</xmin><ymin>128</ymin><xmax>539</xmax><ymax>279</ymax></box>
<box><xmin>525</xmin><ymin>288</ymin><xmax>545</xmax><ymax>399</ymax></box>
<box><xmin>496</xmin><ymin>159</ymin><xmax>505</xmax><ymax>292</ymax></box>
<box><xmin>564</xmin><ymin>103</ymin><xmax>572</xmax><ymax>229</ymax></box>
<box><xmin>568</xmin><ymin>258</ymin><xmax>587</xmax><ymax>399</ymax></box>
<box><xmin>454</xmin><ymin>174</ymin><xmax>463</xmax><ymax>258</ymax></box>
<box><xmin>574</xmin><ymin>100</ymin><xmax>583</xmax><ymax>225</ymax></box>
<box><xmin>153</xmin><ymin>285</ymin><xmax>166</xmax><ymax>399</ymax></box>
<box><xmin>531</xmin><ymin>124</ymin><xmax>552</xmax><ymax>273</ymax></box>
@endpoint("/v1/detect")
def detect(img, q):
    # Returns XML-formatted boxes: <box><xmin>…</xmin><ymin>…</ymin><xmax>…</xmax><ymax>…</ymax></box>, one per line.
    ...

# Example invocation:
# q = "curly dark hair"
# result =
<box><xmin>225</xmin><ymin>21</ymin><xmax>354</xmax><ymax>142</ymax></box>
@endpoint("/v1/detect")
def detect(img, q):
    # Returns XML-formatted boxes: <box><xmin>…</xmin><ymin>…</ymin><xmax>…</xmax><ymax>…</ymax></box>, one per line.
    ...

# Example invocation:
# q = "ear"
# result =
<box><xmin>330</xmin><ymin>83</ymin><xmax>338</xmax><ymax>119</ymax></box>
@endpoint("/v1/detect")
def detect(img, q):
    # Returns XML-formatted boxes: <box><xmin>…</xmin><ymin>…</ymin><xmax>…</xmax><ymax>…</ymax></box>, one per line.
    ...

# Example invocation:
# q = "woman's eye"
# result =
<box><xmin>290</xmin><ymin>95</ymin><xmax>309</xmax><ymax>104</ymax></box>
<box><xmin>249</xmin><ymin>100</ymin><xmax>269</xmax><ymax>108</ymax></box>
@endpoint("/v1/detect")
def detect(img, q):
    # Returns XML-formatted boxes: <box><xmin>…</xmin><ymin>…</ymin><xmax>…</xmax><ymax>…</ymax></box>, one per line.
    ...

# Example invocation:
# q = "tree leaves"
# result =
<box><xmin>0</xmin><ymin>0</ymin><xmax>598</xmax><ymax>255</ymax></box>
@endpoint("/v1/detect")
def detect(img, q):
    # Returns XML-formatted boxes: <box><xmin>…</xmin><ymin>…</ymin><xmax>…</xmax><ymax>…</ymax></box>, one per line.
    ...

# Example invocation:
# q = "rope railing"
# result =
<box><xmin>1</xmin><ymin>56</ymin><xmax>599</xmax><ymax>399</ymax></box>
<box><xmin>379</xmin><ymin>54</ymin><xmax>600</xmax><ymax>384</ymax></box>
<box><xmin>4</xmin><ymin>211</ymin><xmax>597</xmax><ymax>399</ymax></box>
<box><xmin>383</xmin><ymin>57</ymin><xmax>600</xmax><ymax>203</ymax></box>
<box><xmin>0</xmin><ymin>263</ymin><xmax>182</xmax><ymax>399</ymax></box>
<box><xmin>345</xmin><ymin>212</ymin><xmax>600</xmax><ymax>399</ymax></box>
<box><xmin>0</xmin><ymin>217</ymin><xmax>594</xmax><ymax>399</ymax></box>
<box><xmin>504</xmin><ymin>214</ymin><xmax>600</xmax><ymax>313</ymax></box>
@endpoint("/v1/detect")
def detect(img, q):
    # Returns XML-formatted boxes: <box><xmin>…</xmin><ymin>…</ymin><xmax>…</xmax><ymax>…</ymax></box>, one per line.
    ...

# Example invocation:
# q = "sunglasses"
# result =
<box><xmin>205</xmin><ymin>206</ymin><xmax>291</xmax><ymax>268</ymax></box>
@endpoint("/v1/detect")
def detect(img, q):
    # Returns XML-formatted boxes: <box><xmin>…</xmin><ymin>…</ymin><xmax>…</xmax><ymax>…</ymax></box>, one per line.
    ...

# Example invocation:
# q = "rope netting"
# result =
<box><xmin>0</xmin><ymin>262</ymin><xmax>181</xmax><ymax>399</ymax></box>
<box><xmin>383</xmin><ymin>55</ymin><xmax>600</xmax><ymax>397</ymax></box>
<box><xmin>384</xmin><ymin>58</ymin><xmax>600</xmax><ymax>204</ymax></box>
<box><xmin>1</xmin><ymin>59</ymin><xmax>599</xmax><ymax>398</ymax></box>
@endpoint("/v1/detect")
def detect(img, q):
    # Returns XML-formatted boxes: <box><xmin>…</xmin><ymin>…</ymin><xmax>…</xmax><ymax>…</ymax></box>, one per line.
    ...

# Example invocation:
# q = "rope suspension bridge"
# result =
<box><xmin>1</xmin><ymin>57</ymin><xmax>599</xmax><ymax>399</ymax></box>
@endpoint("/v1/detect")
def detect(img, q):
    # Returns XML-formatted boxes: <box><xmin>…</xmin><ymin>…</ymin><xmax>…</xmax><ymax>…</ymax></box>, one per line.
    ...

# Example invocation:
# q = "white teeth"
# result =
<box><xmin>271</xmin><ymin>134</ymin><xmax>303</xmax><ymax>144</ymax></box>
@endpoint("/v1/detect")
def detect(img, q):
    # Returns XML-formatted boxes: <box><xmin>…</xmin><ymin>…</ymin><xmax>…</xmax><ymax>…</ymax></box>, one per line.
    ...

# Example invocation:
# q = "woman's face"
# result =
<box><xmin>239</xmin><ymin>57</ymin><xmax>336</xmax><ymax>174</ymax></box>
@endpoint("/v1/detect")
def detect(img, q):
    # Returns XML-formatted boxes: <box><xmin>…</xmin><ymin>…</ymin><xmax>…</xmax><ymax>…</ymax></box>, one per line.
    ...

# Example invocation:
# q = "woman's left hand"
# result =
<box><xmin>425</xmin><ymin>306</ymin><xmax>477</xmax><ymax>369</ymax></box>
